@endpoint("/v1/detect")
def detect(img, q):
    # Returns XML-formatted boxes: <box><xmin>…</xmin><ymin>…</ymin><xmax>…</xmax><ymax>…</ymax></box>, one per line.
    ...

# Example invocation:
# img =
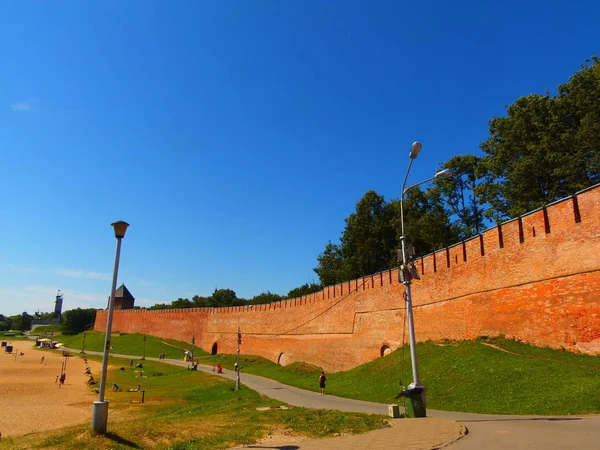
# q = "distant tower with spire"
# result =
<box><xmin>54</xmin><ymin>290</ymin><xmax>64</xmax><ymax>319</ymax></box>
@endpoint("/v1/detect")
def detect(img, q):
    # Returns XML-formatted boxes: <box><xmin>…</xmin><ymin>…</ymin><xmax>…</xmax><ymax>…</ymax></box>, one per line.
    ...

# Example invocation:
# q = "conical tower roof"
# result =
<box><xmin>115</xmin><ymin>284</ymin><xmax>135</xmax><ymax>301</ymax></box>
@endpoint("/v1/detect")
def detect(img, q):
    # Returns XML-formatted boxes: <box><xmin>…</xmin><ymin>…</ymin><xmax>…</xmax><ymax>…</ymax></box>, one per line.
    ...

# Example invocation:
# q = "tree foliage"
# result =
<box><xmin>60</xmin><ymin>308</ymin><xmax>97</xmax><ymax>335</ymax></box>
<box><xmin>314</xmin><ymin>189</ymin><xmax>457</xmax><ymax>286</ymax></box>
<box><xmin>8</xmin><ymin>312</ymin><xmax>33</xmax><ymax>332</ymax></box>
<box><xmin>286</xmin><ymin>282</ymin><xmax>322</xmax><ymax>299</ymax></box>
<box><xmin>434</xmin><ymin>155</ymin><xmax>486</xmax><ymax>237</ymax></box>
<box><xmin>0</xmin><ymin>314</ymin><xmax>12</xmax><ymax>331</ymax></box>
<box><xmin>248</xmin><ymin>291</ymin><xmax>283</xmax><ymax>305</ymax></box>
<box><xmin>479</xmin><ymin>57</ymin><xmax>600</xmax><ymax>219</ymax></box>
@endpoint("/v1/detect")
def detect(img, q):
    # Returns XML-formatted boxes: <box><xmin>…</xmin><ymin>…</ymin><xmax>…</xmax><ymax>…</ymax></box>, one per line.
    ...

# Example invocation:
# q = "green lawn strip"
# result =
<box><xmin>202</xmin><ymin>338</ymin><xmax>600</xmax><ymax>415</ymax></box>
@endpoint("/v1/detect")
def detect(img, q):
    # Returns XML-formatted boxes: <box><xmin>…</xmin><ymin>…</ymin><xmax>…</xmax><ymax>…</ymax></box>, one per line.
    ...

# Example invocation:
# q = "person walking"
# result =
<box><xmin>319</xmin><ymin>371</ymin><xmax>326</xmax><ymax>395</ymax></box>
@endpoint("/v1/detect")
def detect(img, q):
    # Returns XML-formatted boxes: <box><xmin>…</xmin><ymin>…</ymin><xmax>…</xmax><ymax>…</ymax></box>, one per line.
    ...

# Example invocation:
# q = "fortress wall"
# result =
<box><xmin>96</xmin><ymin>185</ymin><xmax>600</xmax><ymax>371</ymax></box>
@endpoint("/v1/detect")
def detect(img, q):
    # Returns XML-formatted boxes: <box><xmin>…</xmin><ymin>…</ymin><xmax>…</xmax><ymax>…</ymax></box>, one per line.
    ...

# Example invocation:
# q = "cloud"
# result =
<box><xmin>1</xmin><ymin>263</ymin><xmax>38</xmax><ymax>273</ymax></box>
<box><xmin>53</xmin><ymin>268</ymin><xmax>111</xmax><ymax>281</ymax></box>
<box><xmin>10</xmin><ymin>102</ymin><xmax>34</xmax><ymax>112</ymax></box>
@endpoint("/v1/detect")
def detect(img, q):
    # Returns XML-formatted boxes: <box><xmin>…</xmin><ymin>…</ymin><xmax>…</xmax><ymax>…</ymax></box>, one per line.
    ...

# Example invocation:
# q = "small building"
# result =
<box><xmin>114</xmin><ymin>284</ymin><xmax>135</xmax><ymax>310</ymax></box>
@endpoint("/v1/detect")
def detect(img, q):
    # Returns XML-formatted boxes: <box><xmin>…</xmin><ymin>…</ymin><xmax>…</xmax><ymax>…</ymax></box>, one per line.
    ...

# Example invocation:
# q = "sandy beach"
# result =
<box><xmin>0</xmin><ymin>342</ymin><xmax>101</xmax><ymax>438</ymax></box>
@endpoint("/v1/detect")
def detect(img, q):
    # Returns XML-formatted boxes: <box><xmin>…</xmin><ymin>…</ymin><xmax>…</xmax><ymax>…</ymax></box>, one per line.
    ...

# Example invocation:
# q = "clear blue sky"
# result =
<box><xmin>1</xmin><ymin>1</ymin><xmax>598</xmax><ymax>316</ymax></box>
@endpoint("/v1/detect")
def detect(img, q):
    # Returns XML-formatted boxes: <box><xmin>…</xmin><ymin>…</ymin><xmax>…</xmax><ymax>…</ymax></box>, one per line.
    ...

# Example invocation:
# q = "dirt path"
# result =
<box><xmin>0</xmin><ymin>344</ymin><xmax>101</xmax><ymax>437</ymax></box>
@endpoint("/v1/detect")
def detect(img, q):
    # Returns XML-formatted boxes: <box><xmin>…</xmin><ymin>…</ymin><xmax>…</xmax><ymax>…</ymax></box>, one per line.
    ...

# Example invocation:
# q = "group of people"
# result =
<box><xmin>212</xmin><ymin>363</ymin><xmax>223</xmax><ymax>374</ymax></box>
<box><xmin>158</xmin><ymin>353</ymin><xmax>166</xmax><ymax>360</ymax></box>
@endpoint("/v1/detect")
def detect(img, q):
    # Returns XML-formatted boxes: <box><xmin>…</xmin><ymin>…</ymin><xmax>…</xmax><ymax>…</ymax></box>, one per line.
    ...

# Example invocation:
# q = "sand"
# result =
<box><xmin>0</xmin><ymin>343</ymin><xmax>101</xmax><ymax>438</ymax></box>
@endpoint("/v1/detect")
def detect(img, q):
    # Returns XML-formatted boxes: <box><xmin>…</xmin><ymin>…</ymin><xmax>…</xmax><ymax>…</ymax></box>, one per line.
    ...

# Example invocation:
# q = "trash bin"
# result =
<box><xmin>398</xmin><ymin>387</ymin><xmax>426</xmax><ymax>418</ymax></box>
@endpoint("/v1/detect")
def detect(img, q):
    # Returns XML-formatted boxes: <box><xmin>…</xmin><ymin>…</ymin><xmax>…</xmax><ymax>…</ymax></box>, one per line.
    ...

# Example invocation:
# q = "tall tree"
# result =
<box><xmin>61</xmin><ymin>308</ymin><xmax>97</xmax><ymax>334</ymax></box>
<box><xmin>0</xmin><ymin>315</ymin><xmax>12</xmax><ymax>331</ymax></box>
<box><xmin>9</xmin><ymin>312</ymin><xmax>33</xmax><ymax>332</ymax></box>
<box><xmin>434</xmin><ymin>155</ymin><xmax>486</xmax><ymax>237</ymax></box>
<box><xmin>339</xmin><ymin>190</ymin><xmax>397</xmax><ymax>279</ymax></box>
<box><xmin>389</xmin><ymin>187</ymin><xmax>459</xmax><ymax>258</ymax></box>
<box><xmin>479</xmin><ymin>57</ymin><xmax>600</xmax><ymax>220</ymax></box>
<box><xmin>314</xmin><ymin>241</ymin><xmax>346</xmax><ymax>286</ymax></box>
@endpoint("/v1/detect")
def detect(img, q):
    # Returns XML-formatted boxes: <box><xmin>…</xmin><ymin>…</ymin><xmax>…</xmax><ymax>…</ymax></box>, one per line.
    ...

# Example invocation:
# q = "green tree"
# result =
<box><xmin>434</xmin><ymin>154</ymin><xmax>486</xmax><ymax>237</ymax></box>
<box><xmin>192</xmin><ymin>295</ymin><xmax>210</xmax><ymax>307</ymax></box>
<box><xmin>287</xmin><ymin>282</ymin><xmax>322</xmax><ymax>299</ymax></box>
<box><xmin>314</xmin><ymin>241</ymin><xmax>347</xmax><ymax>286</ymax></box>
<box><xmin>339</xmin><ymin>191</ymin><xmax>397</xmax><ymax>279</ymax></box>
<box><xmin>389</xmin><ymin>188</ymin><xmax>459</xmax><ymax>258</ymax></box>
<box><xmin>479</xmin><ymin>57</ymin><xmax>600</xmax><ymax>219</ymax></box>
<box><xmin>9</xmin><ymin>312</ymin><xmax>33</xmax><ymax>332</ymax></box>
<box><xmin>171</xmin><ymin>298</ymin><xmax>193</xmax><ymax>309</ymax></box>
<box><xmin>60</xmin><ymin>308</ymin><xmax>97</xmax><ymax>334</ymax></box>
<box><xmin>0</xmin><ymin>315</ymin><xmax>12</xmax><ymax>331</ymax></box>
<box><xmin>210</xmin><ymin>288</ymin><xmax>243</xmax><ymax>307</ymax></box>
<box><xmin>249</xmin><ymin>291</ymin><xmax>282</xmax><ymax>305</ymax></box>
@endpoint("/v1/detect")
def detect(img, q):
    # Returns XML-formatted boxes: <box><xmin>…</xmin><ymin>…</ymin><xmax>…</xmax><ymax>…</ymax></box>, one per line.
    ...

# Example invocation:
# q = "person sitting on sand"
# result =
<box><xmin>84</xmin><ymin>367</ymin><xmax>91</xmax><ymax>375</ymax></box>
<box><xmin>128</xmin><ymin>384</ymin><xmax>141</xmax><ymax>392</ymax></box>
<box><xmin>112</xmin><ymin>382</ymin><xmax>121</xmax><ymax>392</ymax></box>
<box><xmin>88</xmin><ymin>375</ymin><xmax>96</xmax><ymax>385</ymax></box>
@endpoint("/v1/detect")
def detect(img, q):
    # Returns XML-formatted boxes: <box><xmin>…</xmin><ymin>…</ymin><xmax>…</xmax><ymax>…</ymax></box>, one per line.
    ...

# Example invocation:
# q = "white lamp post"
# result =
<box><xmin>91</xmin><ymin>220</ymin><xmax>129</xmax><ymax>434</ymax></box>
<box><xmin>399</xmin><ymin>142</ymin><xmax>451</xmax><ymax>417</ymax></box>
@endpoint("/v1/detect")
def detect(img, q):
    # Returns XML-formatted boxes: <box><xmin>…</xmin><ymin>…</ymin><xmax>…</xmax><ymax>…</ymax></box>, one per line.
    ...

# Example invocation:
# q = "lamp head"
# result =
<box><xmin>434</xmin><ymin>169</ymin><xmax>453</xmax><ymax>179</ymax></box>
<box><xmin>409</xmin><ymin>141</ymin><xmax>422</xmax><ymax>159</ymax></box>
<box><xmin>111</xmin><ymin>221</ymin><xmax>129</xmax><ymax>239</ymax></box>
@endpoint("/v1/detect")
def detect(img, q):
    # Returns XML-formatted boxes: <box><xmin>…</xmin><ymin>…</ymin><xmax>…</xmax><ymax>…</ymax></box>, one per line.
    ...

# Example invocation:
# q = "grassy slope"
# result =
<box><xmin>57</xmin><ymin>333</ymin><xmax>600</xmax><ymax>415</ymax></box>
<box><xmin>206</xmin><ymin>338</ymin><xmax>600</xmax><ymax>415</ymax></box>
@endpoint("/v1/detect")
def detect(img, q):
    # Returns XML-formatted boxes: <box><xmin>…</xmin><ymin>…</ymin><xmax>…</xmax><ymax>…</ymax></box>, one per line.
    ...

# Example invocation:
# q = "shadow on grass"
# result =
<box><xmin>104</xmin><ymin>432</ymin><xmax>141</xmax><ymax>448</ymax></box>
<box><xmin>241</xmin><ymin>447</ymin><xmax>300</xmax><ymax>449</ymax></box>
<box><xmin>461</xmin><ymin>417</ymin><xmax>582</xmax><ymax>423</ymax></box>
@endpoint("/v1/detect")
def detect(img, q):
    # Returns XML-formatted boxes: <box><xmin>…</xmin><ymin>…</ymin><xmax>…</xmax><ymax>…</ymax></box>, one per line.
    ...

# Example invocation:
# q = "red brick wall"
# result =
<box><xmin>95</xmin><ymin>185</ymin><xmax>600</xmax><ymax>372</ymax></box>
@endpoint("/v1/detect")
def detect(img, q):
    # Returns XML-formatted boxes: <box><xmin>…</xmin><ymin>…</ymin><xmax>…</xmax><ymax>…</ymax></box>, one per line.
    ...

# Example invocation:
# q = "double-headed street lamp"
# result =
<box><xmin>399</xmin><ymin>142</ymin><xmax>451</xmax><ymax>417</ymax></box>
<box><xmin>91</xmin><ymin>220</ymin><xmax>129</xmax><ymax>434</ymax></box>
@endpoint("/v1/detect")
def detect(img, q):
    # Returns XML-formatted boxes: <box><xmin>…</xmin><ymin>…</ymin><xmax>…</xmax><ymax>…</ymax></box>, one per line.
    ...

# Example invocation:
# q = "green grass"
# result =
<box><xmin>55</xmin><ymin>332</ymin><xmax>600</xmax><ymax>415</ymax></box>
<box><xmin>31</xmin><ymin>325</ymin><xmax>62</xmax><ymax>334</ymax></box>
<box><xmin>1</xmin><ymin>355</ymin><xmax>387</xmax><ymax>450</ymax></box>
<box><xmin>58</xmin><ymin>331</ymin><xmax>209</xmax><ymax>360</ymax></box>
<box><xmin>204</xmin><ymin>337</ymin><xmax>600</xmax><ymax>415</ymax></box>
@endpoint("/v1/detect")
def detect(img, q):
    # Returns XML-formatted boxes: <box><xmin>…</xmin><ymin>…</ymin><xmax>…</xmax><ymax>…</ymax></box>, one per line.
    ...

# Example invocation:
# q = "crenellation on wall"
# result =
<box><xmin>501</xmin><ymin>218</ymin><xmax>521</xmax><ymax>249</ymax></box>
<box><xmin>96</xmin><ymin>184</ymin><xmax>600</xmax><ymax>372</ymax></box>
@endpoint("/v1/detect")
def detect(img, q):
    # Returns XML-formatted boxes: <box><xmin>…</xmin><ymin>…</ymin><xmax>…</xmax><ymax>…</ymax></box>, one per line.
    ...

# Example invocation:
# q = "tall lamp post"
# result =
<box><xmin>81</xmin><ymin>322</ymin><xmax>95</xmax><ymax>354</ymax></box>
<box><xmin>235</xmin><ymin>326</ymin><xmax>241</xmax><ymax>390</ymax></box>
<box><xmin>399</xmin><ymin>142</ymin><xmax>451</xmax><ymax>417</ymax></box>
<box><xmin>91</xmin><ymin>220</ymin><xmax>129</xmax><ymax>434</ymax></box>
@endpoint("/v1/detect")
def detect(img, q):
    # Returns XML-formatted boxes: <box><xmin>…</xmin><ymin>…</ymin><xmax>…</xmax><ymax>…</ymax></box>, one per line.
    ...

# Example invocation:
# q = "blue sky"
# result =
<box><xmin>1</xmin><ymin>1</ymin><xmax>598</xmax><ymax>316</ymax></box>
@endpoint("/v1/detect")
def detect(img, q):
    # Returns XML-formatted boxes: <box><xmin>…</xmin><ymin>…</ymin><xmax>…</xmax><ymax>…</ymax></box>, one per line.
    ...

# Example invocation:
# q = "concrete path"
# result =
<box><xmin>74</xmin><ymin>349</ymin><xmax>600</xmax><ymax>449</ymax></box>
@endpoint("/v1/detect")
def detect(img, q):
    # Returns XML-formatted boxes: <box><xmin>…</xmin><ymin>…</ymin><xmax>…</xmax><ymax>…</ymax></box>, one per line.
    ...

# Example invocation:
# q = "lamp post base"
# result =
<box><xmin>404</xmin><ymin>383</ymin><xmax>426</xmax><ymax>418</ymax></box>
<box><xmin>91</xmin><ymin>400</ymin><xmax>109</xmax><ymax>434</ymax></box>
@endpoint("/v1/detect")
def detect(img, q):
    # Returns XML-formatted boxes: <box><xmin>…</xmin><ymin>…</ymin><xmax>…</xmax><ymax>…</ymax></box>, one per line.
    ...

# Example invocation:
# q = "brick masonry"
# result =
<box><xmin>96</xmin><ymin>185</ymin><xmax>600</xmax><ymax>372</ymax></box>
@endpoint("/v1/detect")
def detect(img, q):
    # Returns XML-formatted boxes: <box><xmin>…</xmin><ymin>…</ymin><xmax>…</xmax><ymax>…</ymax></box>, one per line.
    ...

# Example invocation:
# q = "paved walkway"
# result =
<box><xmin>75</xmin><ymin>349</ymin><xmax>600</xmax><ymax>449</ymax></box>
